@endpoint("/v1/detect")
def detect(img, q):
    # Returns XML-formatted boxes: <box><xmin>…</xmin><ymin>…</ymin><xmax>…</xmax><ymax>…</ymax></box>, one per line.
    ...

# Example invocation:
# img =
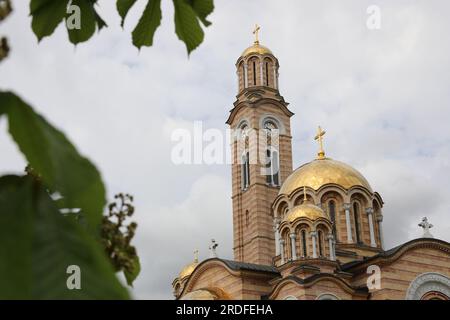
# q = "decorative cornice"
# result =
<box><xmin>341</xmin><ymin>238</ymin><xmax>450</xmax><ymax>273</ymax></box>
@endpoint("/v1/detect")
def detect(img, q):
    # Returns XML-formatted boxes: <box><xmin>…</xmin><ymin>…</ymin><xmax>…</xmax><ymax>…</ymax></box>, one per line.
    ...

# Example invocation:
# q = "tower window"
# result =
<box><xmin>265</xmin><ymin>62</ymin><xmax>269</xmax><ymax>86</ymax></box>
<box><xmin>241</xmin><ymin>151</ymin><xmax>250</xmax><ymax>190</ymax></box>
<box><xmin>353</xmin><ymin>202</ymin><xmax>362</xmax><ymax>244</ymax></box>
<box><xmin>301</xmin><ymin>229</ymin><xmax>307</xmax><ymax>257</ymax></box>
<box><xmin>253</xmin><ymin>61</ymin><xmax>256</xmax><ymax>85</ymax></box>
<box><xmin>266</xmin><ymin>149</ymin><xmax>280</xmax><ymax>186</ymax></box>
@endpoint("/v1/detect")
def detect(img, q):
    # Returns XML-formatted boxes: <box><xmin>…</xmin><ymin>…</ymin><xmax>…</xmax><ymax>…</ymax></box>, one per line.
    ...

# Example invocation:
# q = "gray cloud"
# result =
<box><xmin>1</xmin><ymin>0</ymin><xmax>449</xmax><ymax>299</ymax></box>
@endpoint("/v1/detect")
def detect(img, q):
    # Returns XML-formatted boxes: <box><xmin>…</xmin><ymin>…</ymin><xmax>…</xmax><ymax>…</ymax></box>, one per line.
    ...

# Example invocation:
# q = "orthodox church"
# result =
<box><xmin>172</xmin><ymin>28</ymin><xmax>450</xmax><ymax>300</ymax></box>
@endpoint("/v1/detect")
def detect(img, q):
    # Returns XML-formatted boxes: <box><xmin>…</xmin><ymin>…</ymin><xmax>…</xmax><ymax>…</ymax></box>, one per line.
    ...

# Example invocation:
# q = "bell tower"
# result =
<box><xmin>226</xmin><ymin>26</ymin><xmax>294</xmax><ymax>266</ymax></box>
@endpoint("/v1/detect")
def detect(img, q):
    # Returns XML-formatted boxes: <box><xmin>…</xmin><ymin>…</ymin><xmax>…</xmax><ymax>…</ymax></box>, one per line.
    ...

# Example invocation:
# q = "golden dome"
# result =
<box><xmin>279</xmin><ymin>158</ymin><xmax>372</xmax><ymax>195</ymax></box>
<box><xmin>180</xmin><ymin>287</ymin><xmax>231</xmax><ymax>300</ymax></box>
<box><xmin>284</xmin><ymin>203</ymin><xmax>328</xmax><ymax>223</ymax></box>
<box><xmin>241</xmin><ymin>43</ymin><xmax>273</xmax><ymax>57</ymax></box>
<box><xmin>179</xmin><ymin>261</ymin><xmax>198</xmax><ymax>280</ymax></box>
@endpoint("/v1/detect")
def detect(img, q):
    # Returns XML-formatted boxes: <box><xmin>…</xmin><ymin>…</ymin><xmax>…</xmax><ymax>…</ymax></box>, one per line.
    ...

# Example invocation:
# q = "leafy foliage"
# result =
<box><xmin>0</xmin><ymin>0</ymin><xmax>216</xmax><ymax>299</ymax></box>
<box><xmin>131</xmin><ymin>0</ymin><xmax>162</xmax><ymax>49</ymax></box>
<box><xmin>0</xmin><ymin>174</ymin><xmax>129</xmax><ymax>299</ymax></box>
<box><xmin>0</xmin><ymin>92</ymin><xmax>106</xmax><ymax>229</ymax></box>
<box><xmin>101</xmin><ymin>193</ymin><xmax>140</xmax><ymax>287</ymax></box>
<box><xmin>28</xmin><ymin>0</ymin><xmax>215</xmax><ymax>54</ymax></box>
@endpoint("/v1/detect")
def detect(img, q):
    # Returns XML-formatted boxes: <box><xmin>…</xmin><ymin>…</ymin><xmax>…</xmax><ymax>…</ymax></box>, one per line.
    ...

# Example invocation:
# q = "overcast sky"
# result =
<box><xmin>1</xmin><ymin>0</ymin><xmax>449</xmax><ymax>299</ymax></box>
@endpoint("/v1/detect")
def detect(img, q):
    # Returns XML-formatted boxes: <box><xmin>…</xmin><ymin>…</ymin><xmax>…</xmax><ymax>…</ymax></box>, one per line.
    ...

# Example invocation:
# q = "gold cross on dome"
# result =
<box><xmin>253</xmin><ymin>24</ymin><xmax>260</xmax><ymax>44</ymax></box>
<box><xmin>314</xmin><ymin>126</ymin><xmax>326</xmax><ymax>159</ymax></box>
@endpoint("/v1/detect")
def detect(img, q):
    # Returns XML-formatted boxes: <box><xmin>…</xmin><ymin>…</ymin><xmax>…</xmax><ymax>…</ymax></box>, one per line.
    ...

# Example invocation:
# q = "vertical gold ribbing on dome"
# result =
<box><xmin>253</xmin><ymin>24</ymin><xmax>260</xmax><ymax>45</ymax></box>
<box><xmin>314</xmin><ymin>126</ymin><xmax>326</xmax><ymax>159</ymax></box>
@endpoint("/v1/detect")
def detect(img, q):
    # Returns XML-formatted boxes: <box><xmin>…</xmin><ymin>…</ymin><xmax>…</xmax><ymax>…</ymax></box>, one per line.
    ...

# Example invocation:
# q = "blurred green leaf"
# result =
<box><xmin>124</xmin><ymin>256</ymin><xmax>141</xmax><ymax>287</ymax></box>
<box><xmin>116</xmin><ymin>0</ymin><xmax>138</xmax><ymax>27</ymax></box>
<box><xmin>173</xmin><ymin>0</ymin><xmax>204</xmax><ymax>55</ymax></box>
<box><xmin>0</xmin><ymin>91</ymin><xmax>106</xmax><ymax>229</ymax></box>
<box><xmin>189</xmin><ymin>0</ymin><xmax>214</xmax><ymax>27</ymax></box>
<box><xmin>132</xmin><ymin>0</ymin><xmax>162</xmax><ymax>49</ymax></box>
<box><xmin>66</xmin><ymin>0</ymin><xmax>96</xmax><ymax>44</ymax></box>
<box><xmin>0</xmin><ymin>175</ymin><xmax>129</xmax><ymax>299</ymax></box>
<box><xmin>30</xmin><ymin>0</ymin><xmax>70</xmax><ymax>41</ymax></box>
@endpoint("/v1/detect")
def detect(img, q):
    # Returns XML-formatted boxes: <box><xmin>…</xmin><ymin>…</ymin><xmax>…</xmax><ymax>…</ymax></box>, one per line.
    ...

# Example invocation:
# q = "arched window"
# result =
<box><xmin>264</xmin><ymin>119</ymin><xmax>280</xmax><ymax>186</ymax></box>
<box><xmin>301</xmin><ymin>229</ymin><xmax>307</xmax><ymax>257</ymax></box>
<box><xmin>266</xmin><ymin>149</ymin><xmax>280</xmax><ymax>186</ymax></box>
<box><xmin>265</xmin><ymin>62</ymin><xmax>269</xmax><ymax>86</ymax></box>
<box><xmin>316</xmin><ymin>293</ymin><xmax>339</xmax><ymax>300</ymax></box>
<box><xmin>241</xmin><ymin>151</ymin><xmax>250</xmax><ymax>190</ymax></box>
<box><xmin>353</xmin><ymin>202</ymin><xmax>361</xmax><ymax>244</ymax></box>
<box><xmin>252</xmin><ymin>61</ymin><xmax>256</xmax><ymax>85</ymax></box>
<box><xmin>328</xmin><ymin>200</ymin><xmax>336</xmax><ymax>237</ymax></box>
<box><xmin>318</xmin><ymin>230</ymin><xmax>323</xmax><ymax>257</ymax></box>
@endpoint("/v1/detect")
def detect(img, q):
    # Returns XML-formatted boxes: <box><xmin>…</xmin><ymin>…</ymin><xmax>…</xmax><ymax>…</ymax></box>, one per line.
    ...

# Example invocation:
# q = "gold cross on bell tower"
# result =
<box><xmin>314</xmin><ymin>126</ymin><xmax>326</xmax><ymax>159</ymax></box>
<box><xmin>253</xmin><ymin>24</ymin><xmax>260</xmax><ymax>45</ymax></box>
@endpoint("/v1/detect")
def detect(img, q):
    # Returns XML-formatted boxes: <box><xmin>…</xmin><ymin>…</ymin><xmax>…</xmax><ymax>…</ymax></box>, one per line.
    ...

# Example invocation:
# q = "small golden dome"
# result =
<box><xmin>279</xmin><ymin>158</ymin><xmax>372</xmax><ymax>195</ymax></box>
<box><xmin>241</xmin><ymin>43</ymin><xmax>273</xmax><ymax>57</ymax></box>
<box><xmin>179</xmin><ymin>261</ymin><xmax>198</xmax><ymax>280</ymax></box>
<box><xmin>284</xmin><ymin>203</ymin><xmax>328</xmax><ymax>223</ymax></box>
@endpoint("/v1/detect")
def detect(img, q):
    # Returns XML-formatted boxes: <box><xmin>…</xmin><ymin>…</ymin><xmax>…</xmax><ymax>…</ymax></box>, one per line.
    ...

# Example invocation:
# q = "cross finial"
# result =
<box><xmin>253</xmin><ymin>24</ymin><xmax>261</xmax><ymax>45</ymax></box>
<box><xmin>418</xmin><ymin>217</ymin><xmax>434</xmax><ymax>238</ymax></box>
<box><xmin>209</xmin><ymin>239</ymin><xmax>219</xmax><ymax>258</ymax></box>
<box><xmin>193</xmin><ymin>249</ymin><xmax>199</xmax><ymax>263</ymax></box>
<box><xmin>314</xmin><ymin>126</ymin><xmax>326</xmax><ymax>159</ymax></box>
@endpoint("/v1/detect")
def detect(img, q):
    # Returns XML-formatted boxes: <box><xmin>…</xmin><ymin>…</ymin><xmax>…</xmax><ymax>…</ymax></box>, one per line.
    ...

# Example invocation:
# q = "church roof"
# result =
<box><xmin>220</xmin><ymin>259</ymin><xmax>279</xmax><ymax>274</ymax></box>
<box><xmin>341</xmin><ymin>238</ymin><xmax>450</xmax><ymax>271</ymax></box>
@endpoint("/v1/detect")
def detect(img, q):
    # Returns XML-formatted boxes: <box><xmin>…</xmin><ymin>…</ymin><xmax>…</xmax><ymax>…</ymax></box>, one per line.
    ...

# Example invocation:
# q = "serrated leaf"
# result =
<box><xmin>0</xmin><ymin>175</ymin><xmax>129</xmax><ymax>299</ymax></box>
<box><xmin>30</xmin><ymin>0</ymin><xmax>70</xmax><ymax>41</ymax></box>
<box><xmin>132</xmin><ymin>0</ymin><xmax>162</xmax><ymax>49</ymax></box>
<box><xmin>66</xmin><ymin>0</ymin><xmax>97</xmax><ymax>44</ymax></box>
<box><xmin>117</xmin><ymin>0</ymin><xmax>138</xmax><ymax>27</ymax></box>
<box><xmin>189</xmin><ymin>0</ymin><xmax>214</xmax><ymax>27</ymax></box>
<box><xmin>173</xmin><ymin>0</ymin><xmax>204</xmax><ymax>55</ymax></box>
<box><xmin>0</xmin><ymin>91</ymin><xmax>106</xmax><ymax>229</ymax></box>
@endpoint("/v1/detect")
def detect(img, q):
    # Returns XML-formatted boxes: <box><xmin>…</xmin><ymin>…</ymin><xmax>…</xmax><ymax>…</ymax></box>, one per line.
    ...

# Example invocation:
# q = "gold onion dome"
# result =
<box><xmin>284</xmin><ymin>203</ymin><xmax>328</xmax><ymax>223</ymax></box>
<box><xmin>241</xmin><ymin>24</ymin><xmax>273</xmax><ymax>57</ymax></box>
<box><xmin>280</xmin><ymin>126</ymin><xmax>372</xmax><ymax>195</ymax></box>
<box><xmin>280</xmin><ymin>158</ymin><xmax>372</xmax><ymax>195</ymax></box>
<box><xmin>241</xmin><ymin>43</ymin><xmax>273</xmax><ymax>57</ymax></box>
<box><xmin>179</xmin><ymin>251</ymin><xmax>199</xmax><ymax>280</ymax></box>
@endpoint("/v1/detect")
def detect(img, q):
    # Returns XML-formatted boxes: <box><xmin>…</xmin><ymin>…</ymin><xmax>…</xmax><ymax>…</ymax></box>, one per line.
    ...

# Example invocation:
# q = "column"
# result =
<box><xmin>328</xmin><ymin>233</ymin><xmax>336</xmax><ymax>261</ymax></box>
<box><xmin>344</xmin><ymin>203</ymin><xmax>353</xmax><ymax>243</ymax></box>
<box><xmin>280</xmin><ymin>239</ymin><xmax>285</xmax><ymax>264</ymax></box>
<box><xmin>366</xmin><ymin>207</ymin><xmax>377</xmax><ymax>247</ymax></box>
<box><xmin>274</xmin><ymin>219</ymin><xmax>280</xmax><ymax>255</ymax></box>
<box><xmin>311</xmin><ymin>231</ymin><xmax>318</xmax><ymax>258</ymax></box>
<box><xmin>243</xmin><ymin>63</ymin><xmax>248</xmax><ymax>88</ymax></box>
<box><xmin>377</xmin><ymin>215</ymin><xmax>384</xmax><ymax>249</ymax></box>
<box><xmin>289</xmin><ymin>233</ymin><xmax>297</xmax><ymax>260</ymax></box>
